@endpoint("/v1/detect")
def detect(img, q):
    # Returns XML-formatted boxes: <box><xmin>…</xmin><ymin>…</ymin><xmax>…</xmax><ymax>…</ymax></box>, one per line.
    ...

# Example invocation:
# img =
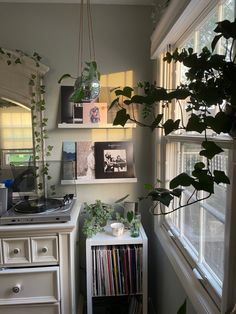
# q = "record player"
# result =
<box><xmin>0</xmin><ymin>160</ymin><xmax>76</xmax><ymax>225</ymax></box>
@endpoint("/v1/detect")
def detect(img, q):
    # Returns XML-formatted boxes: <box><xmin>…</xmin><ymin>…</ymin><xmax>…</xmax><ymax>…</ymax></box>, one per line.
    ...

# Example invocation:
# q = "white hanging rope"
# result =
<box><xmin>78</xmin><ymin>0</ymin><xmax>84</xmax><ymax>76</ymax></box>
<box><xmin>78</xmin><ymin>0</ymin><xmax>96</xmax><ymax>77</ymax></box>
<box><xmin>87</xmin><ymin>0</ymin><xmax>96</xmax><ymax>61</ymax></box>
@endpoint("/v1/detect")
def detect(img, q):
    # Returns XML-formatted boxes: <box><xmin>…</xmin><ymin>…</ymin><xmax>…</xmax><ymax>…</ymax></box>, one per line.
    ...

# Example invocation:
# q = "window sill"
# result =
<box><xmin>155</xmin><ymin>222</ymin><xmax>220</xmax><ymax>314</ymax></box>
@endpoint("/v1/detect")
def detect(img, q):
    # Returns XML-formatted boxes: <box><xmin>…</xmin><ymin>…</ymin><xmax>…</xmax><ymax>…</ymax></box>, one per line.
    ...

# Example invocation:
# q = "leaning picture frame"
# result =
<box><xmin>94</xmin><ymin>141</ymin><xmax>135</xmax><ymax>179</ymax></box>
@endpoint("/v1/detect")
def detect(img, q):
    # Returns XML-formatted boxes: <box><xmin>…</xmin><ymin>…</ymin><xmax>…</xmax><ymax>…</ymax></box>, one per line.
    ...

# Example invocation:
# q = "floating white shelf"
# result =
<box><xmin>58</xmin><ymin>123</ymin><xmax>136</xmax><ymax>129</ymax></box>
<box><xmin>61</xmin><ymin>178</ymin><xmax>137</xmax><ymax>185</ymax></box>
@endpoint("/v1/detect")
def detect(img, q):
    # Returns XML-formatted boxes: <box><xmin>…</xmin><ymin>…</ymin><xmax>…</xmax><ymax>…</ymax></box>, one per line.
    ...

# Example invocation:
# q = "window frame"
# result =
<box><xmin>152</xmin><ymin>0</ymin><xmax>236</xmax><ymax>313</ymax></box>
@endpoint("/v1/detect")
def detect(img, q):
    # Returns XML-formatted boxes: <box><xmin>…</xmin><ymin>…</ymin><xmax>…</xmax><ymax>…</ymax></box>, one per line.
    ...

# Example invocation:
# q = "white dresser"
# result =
<box><xmin>0</xmin><ymin>200</ymin><xmax>81</xmax><ymax>314</ymax></box>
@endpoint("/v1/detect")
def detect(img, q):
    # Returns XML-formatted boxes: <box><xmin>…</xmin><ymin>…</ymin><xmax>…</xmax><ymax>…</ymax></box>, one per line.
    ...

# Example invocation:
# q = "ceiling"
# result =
<box><xmin>0</xmin><ymin>0</ymin><xmax>154</xmax><ymax>4</ymax></box>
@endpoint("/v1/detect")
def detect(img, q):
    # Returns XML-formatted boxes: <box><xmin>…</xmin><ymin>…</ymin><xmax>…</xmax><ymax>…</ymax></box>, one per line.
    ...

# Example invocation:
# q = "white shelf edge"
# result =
<box><xmin>61</xmin><ymin>178</ymin><xmax>137</xmax><ymax>185</ymax></box>
<box><xmin>58</xmin><ymin>123</ymin><xmax>136</xmax><ymax>129</ymax></box>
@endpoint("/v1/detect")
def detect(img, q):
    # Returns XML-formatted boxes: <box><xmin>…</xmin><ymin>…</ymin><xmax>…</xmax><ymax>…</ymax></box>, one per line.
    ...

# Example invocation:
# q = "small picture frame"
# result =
<box><xmin>62</xmin><ymin>142</ymin><xmax>76</xmax><ymax>179</ymax></box>
<box><xmin>76</xmin><ymin>141</ymin><xmax>95</xmax><ymax>180</ymax></box>
<box><xmin>73</xmin><ymin>103</ymin><xmax>83</xmax><ymax>123</ymax></box>
<box><xmin>94</xmin><ymin>141</ymin><xmax>135</xmax><ymax>179</ymax></box>
<box><xmin>60</xmin><ymin>86</ymin><xmax>74</xmax><ymax>123</ymax></box>
<box><xmin>83</xmin><ymin>102</ymin><xmax>107</xmax><ymax>124</ymax></box>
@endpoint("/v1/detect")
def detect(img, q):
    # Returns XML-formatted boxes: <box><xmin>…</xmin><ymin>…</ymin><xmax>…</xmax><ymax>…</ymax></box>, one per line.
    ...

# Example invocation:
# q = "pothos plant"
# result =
<box><xmin>0</xmin><ymin>48</ymin><xmax>54</xmax><ymax>196</ymax></box>
<box><xmin>109</xmin><ymin>19</ymin><xmax>236</xmax><ymax>215</ymax></box>
<box><xmin>82</xmin><ymin>195</ymin><xmax>129</xmax><ymax>238</ymax></box>
<box><xmin>82</xmin><ymin>200</ymin><xmax>114</xmax><ymax>238</ymax></box>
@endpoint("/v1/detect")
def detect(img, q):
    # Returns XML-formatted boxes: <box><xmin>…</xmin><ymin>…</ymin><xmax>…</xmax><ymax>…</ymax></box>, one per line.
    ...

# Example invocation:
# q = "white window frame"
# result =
<box><xmin>151</xmin><ymin>0</ymin><xmax>236</xmax><ymax>313</ymax></box>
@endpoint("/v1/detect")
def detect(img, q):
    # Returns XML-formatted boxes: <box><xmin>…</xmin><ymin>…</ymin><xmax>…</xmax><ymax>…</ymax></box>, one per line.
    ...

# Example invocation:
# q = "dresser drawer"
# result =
<box><xmin>31</xmin><ymin>236</ymin><xmax>58</xmax><ymax>264</ymax></box>
<box><xmin>0</xmin><ymin>266</ymin><xmax>60</xmax><ymax>305</ymax></box>
<box><xmin>2</xmin><ymin>238</ymin><xmax>31</xmax><ymax>264</ymax></box>
<box><xmin>0</xmin><ymin>303</ymin><xmax>60</xmax><ymax>314</ymax></box>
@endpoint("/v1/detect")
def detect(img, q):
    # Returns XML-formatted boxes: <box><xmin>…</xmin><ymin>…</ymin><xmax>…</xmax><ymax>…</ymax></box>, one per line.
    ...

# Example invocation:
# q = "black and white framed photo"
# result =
<box><xmin>94</xmin><ymin>141</ymin><xmax>135</xmax><ymax>179</ymax></box>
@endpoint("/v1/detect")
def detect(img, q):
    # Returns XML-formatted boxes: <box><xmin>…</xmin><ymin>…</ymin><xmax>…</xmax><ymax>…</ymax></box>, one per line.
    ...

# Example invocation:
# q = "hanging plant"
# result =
<box><xmin>58</xmin><ymin>0</ymin><xmax>100</xmax><ymax>103</ymax></box>
<box><xmin>58</xmin><ymin>61</ymin><xmax>100</xmax><ymax>102</ymax></box>
<box><xmin>110</xmin><ymin>19</ymin><xmax>236</xmax><ymax>214</ymax></box>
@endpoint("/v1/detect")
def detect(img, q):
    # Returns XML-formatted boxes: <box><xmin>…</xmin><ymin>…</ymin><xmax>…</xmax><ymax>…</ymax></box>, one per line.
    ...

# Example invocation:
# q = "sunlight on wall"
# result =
<box><xmin>99</xmin><ymin>70</ymin><xmax>133</xmax><ymax>110</ymax></box>
<box><xmin>100</xmin><ymin>70</ymin><xmax>133</xmax><ymax>88</ymax></box>
<box><xmin>90</xmin><ymin>70</ymin><xmax>135</xmax><ymax>142</ymax></box>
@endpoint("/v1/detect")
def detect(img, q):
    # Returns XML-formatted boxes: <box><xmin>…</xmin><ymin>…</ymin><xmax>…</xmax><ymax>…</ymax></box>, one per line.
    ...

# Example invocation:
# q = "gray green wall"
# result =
<box><xmin>0</xmin><ymin>3</ymin><xmax>196</xmax><ymax>314</ymax></box>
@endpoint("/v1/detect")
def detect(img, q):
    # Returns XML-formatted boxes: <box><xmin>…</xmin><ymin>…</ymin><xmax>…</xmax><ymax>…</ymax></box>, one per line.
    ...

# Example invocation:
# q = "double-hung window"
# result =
<box><xmin>152</xmin><ymin>0</ymin><xmax>236</xmax><ymax>313</ymax></box>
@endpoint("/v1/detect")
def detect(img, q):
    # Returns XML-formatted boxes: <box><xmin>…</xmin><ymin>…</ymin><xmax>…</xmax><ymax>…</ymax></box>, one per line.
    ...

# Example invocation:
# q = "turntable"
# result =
<box><xmin>0</xmin><ymin>161</ymin><xmax>76</xmax><ymax>225</ymax></box>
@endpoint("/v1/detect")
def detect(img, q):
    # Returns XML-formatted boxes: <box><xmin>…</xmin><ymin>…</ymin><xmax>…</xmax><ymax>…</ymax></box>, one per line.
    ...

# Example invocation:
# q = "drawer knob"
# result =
<box><xmin>12</xmin><ymin>284</ymin><xmax>21</xmax><ymax>294</ymax></box>
<box><xmin>41</xmin><ymin>247</ymin><xmax>48</xmax><ymax>253</ymax></box>
<box><xmin>13</xmin><ymin>248</ymin><xmax>20</xmax><ymax>254</ymax></box>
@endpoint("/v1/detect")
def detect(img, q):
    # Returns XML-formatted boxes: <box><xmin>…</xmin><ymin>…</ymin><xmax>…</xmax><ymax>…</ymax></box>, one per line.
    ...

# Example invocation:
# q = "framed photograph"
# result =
<box><xmin>60</xmin><ymin>86</ymin><xmax>74</xmax><ymax>123</ymax></box>
<box><xmin>62</xmin><ymin>141</ymin><xmax>76</xmax><ymax>179</ymax></box>
<box><xmin>94</xmin><ymin>141</ymin><xmax>135</xmax><ymax>179</ymax></box>
<box><xmin>76</xmin><ymin>141</ymin><xmax>95</xmax><ymax>180</ymax></box>
<box><xmin>83</xmin><ymin>102</ymin><xmax>107</xmax><ymax>124</ymax></box>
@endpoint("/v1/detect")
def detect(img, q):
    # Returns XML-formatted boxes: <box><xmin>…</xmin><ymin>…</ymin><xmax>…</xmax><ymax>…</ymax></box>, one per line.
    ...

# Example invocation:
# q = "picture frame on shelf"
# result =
<box><xmin>94</xmin><ymin>141</ymin><xmax>135</xmax><ymax>179</ymax></box>
<box><xmin>83</xmin><ymin>102</ymin><xmax>107</xmax><ymax>124</ymax></box>
<box><xmin>76</xmin><ymin>141</ymin><xmax>95</xmax><ymax>180</ymax></box>
<box><xmin>60</xmin><ymin>86</ymin><xmax>74</xmax><ymax>124</ymax></box>
<box><xmin>62</xmin><ymin>141</ymin><xmax>76</xmax><ymax>179</ymax></box>
<box><xmin>73</xmin><ymin>103</ymin><xmax>83</xmax><ymax>123</ymax></box>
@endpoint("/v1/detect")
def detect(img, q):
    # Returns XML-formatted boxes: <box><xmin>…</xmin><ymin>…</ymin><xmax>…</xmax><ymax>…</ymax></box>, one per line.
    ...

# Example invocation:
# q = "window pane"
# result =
<box><xmin>165</xmin><ymin>140</ymin><xmax>228</xmax><ymax>288</ymax></box>
<box><xmin>197</xmin><ymin>9</ymin><xmax>218</xmax><ymax>52</ymax></box>
<box><xmin>203</xmin><ymin>210</ymin><xmax>225</xmax><ymax>281</ymax></box>
<box><xmin>183</xmin><ymin>202</ymin><xmax>200</xmax><ymax>255</ymax></box>
<box><xmin>223</xmin><ymin>0</ymin><xmax>234</xmax><ymax>20</ymax></box>
<box><xmin>204</xmin><ymin>149</ymin><xmax>228</xmax><ymax>216</ymax></box>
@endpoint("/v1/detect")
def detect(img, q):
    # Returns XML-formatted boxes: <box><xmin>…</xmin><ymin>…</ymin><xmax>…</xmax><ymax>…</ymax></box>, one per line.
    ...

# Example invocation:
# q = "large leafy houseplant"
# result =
<box><xmin>110</xmin><ymin>19</ymin><xmax>236</xmax><ymax>214</ymax></box>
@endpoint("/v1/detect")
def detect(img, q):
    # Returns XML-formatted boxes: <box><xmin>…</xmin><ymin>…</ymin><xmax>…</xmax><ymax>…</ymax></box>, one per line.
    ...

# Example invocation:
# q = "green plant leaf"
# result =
<box><xmin>144</xmin><ymin>183</ymin><xmax>154</xmax><ymax>190</ymax></box>
<box><xmin>58</xmin><ymin>73</ymin><xmax>72</xmax><ymax>84</ymax></box>
<box><xmin>158</xmin><ymin>192</ymin><xmax>173</xmax><ymax>206</ymax></box>
<box><xmin>127</xmin><ymin>211</ymin><xmax>134</xmax><ymax>223</ymax></box>
<box><xmin>214</xmin><ymin>170</ymin><xmax>230</xmax><ymax>184</ymax></box>
<box><xmin>170</xmin><ymin>173</ymin><xmax>194</xmax><ymax>189</ymax></box>
<box><xmin>163</xmin><ymin>119</ymin><xmax>180</xmax><ymax>135</ymax></box>
<box><xmin>211</xmin><ymin>34</ymin><xmax>222</xmax><ymax>52</ymax></box>
<box><xmin>200</xmin><ymin>141</ymin><xmax>223</xmax><ymax>159</ymax></box>
<box><xmin>130</xmin><ymin>95</ymin><xmax>146</xmax><ymax>104</ymax></box>
<box><xmin>192</xmin><ymin>173</ymin><xmax>214</xmax><ymax>193</ymax></box>
<box><xmin>114</xmin><ymin>194</ymin><xmax>129</xmax><ymax>203</ymax></box>
<box><xmin>109</xmin><ymin>97</ymin><xmax>119</xmax><ymax>110</ymax></box>
<box><xmin>148</xmin><ymin>189</ymin><xmax>173</xmax><ymax>206</ymax></box>
<box><xmin>123</xmin><ymin>86</ymin><xmax>133</xmax><ymax>98</ymax></box>
<box><xmin>167</xmin><ymin>89</ymin><xmax>190</xmax><ymax>100</ymax></box>
<box><xmin>170</xmin><ymin>188</ymin><xmax>183</xmax><ymax>197</ymax></box>
<box><xmin>214</xmin><ymin>19</ymin><xmax>236</xmax><ymax>40</ymax></box>
<box><xmin>151</xmin><ymin>114</ymin><xmax>163</xmax><ymax>131</ymax></box>
<box><xmin>186</xmin><ymin>114</ymin><xmax>206</xmax><ymax>133</ymax></box>
<box><xmin>69</xmin><ymin>88</ymin><xmax>84</xmax><ymax>102</ymax></box>
<box><xmin>115</xmin><ymin>86</ymin><xmax>133</xmax><ymax>98</ymax></box>
<box><xmin>177</xmin><ymin>300</ymin><xmax>187</xmax><ymax>314</ymax></box>
<box><xmin>194</xmin><ymin>162</ymin><xmax>205</xmax><ymax>170</ymax></box>
<box><xmin>113</xmin><ymin>109</ymin><xmax>130</xmax><ymax>126</ymax></box>
<box><xmin>206</xmin><ymin>112</ymin><xmax>233</xmax><ymax>134</ymax></box>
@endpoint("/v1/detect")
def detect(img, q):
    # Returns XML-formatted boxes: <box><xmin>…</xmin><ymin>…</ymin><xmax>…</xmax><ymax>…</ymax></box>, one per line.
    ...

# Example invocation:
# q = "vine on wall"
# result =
<box><xmin>0</xmin><ymin>48</ymin><xmax>53</xmax><ymax>196</ymax></box>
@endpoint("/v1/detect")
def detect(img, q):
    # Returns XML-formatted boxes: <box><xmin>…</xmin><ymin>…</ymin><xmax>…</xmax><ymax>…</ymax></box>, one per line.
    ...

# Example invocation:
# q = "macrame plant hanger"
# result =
<box><xmin>78</xmin><ymin>0</ymin><xmax>96</xmax><ymax>78</ymax></box>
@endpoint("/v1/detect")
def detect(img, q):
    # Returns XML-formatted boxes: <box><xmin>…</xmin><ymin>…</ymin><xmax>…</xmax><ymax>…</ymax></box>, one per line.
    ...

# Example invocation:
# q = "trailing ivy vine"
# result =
<box><xmin>0</xmin><ymin>48</ymin><xmax>53</xmax><ymax>196</ymax></box>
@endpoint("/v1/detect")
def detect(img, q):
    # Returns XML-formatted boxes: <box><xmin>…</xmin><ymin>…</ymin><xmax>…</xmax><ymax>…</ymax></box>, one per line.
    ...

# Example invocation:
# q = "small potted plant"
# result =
<box><xmin>115</xmin><ymin>210</ymin><xmax>141</xmax><ymax>237</ymax></box>
<box><xmin>82</xmin><ymin>199</ymin><xmax>114</xmax><ymax>238</ymax></box>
